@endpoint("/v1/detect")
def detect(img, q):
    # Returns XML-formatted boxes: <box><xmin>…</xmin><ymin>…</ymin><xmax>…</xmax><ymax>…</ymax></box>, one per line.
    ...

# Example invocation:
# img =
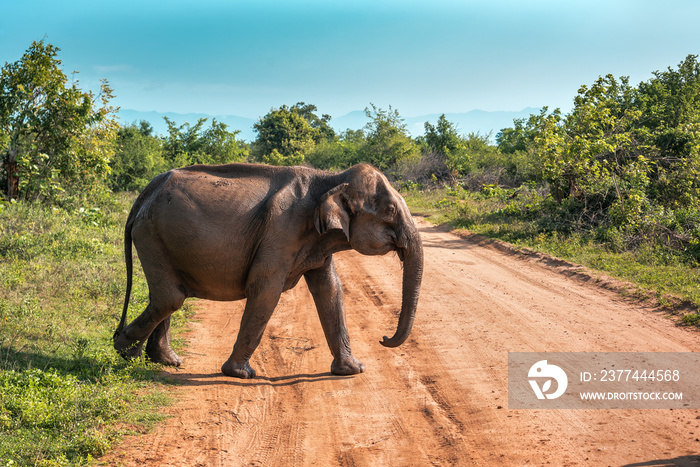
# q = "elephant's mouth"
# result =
<box><xmin>396</xmin><ymin>246</ymin><xmax>405</xmax><ymax>262</ymax></box>
<box><xmin>349</xmin><ymin>229</ymin><xmax>398</xmax><ymax>257</ymax></box>
<box><xmin>354</xmin><ymin>243</ymin><xmax>396</xmax><ymax>257</ymax></box>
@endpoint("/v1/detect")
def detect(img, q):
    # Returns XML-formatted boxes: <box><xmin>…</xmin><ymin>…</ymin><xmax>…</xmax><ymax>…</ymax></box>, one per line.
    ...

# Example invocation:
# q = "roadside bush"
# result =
<box><xmin>393</xmin><ymin>151</ymin><xmax>450</xmax><ymax>187</ymax></box>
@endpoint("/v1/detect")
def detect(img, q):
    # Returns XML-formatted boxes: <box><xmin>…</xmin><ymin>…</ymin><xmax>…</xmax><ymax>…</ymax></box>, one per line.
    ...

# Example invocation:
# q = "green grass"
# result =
<box><xmin>404</xmin><ymin>186</ymin><xmax>700</xmax><ymax>317</ymax></box>
<box><xmin>0</xmin><ymin>194</ymin><xmax>192</xmax><ymax>466</ymax></box>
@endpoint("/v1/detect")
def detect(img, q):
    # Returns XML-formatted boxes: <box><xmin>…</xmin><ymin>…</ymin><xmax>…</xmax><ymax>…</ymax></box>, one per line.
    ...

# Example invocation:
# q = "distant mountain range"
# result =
<box><xmin>117</xmin><ymin>107</ymin><xmax>541</xmax><ymax>143</ymax></box>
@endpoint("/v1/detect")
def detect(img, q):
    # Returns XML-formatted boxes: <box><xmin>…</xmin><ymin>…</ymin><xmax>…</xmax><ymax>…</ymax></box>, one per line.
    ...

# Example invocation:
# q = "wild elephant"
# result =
<box><xmin>113</xmin><ymin>163</ymin><xmax>423</xmax><ymax>378</ymax></box>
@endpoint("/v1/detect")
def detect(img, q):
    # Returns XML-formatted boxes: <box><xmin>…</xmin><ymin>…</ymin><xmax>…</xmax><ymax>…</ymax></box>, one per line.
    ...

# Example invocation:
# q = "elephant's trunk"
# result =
<box><xmin>380</xmin><ymin>223</ymin><xmax>423</xmax><ymax>347</ymax></box>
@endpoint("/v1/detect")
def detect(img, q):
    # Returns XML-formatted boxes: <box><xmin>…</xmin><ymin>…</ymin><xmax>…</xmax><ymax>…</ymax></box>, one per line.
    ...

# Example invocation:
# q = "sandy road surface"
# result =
<box><xmin>100</xmin><ymin>220</ymin><xmax>700</xmax><ymax>466</ymax></box>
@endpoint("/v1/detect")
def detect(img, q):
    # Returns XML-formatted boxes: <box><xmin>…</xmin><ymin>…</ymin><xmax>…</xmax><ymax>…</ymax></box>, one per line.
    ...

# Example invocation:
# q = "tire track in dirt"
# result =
<box><xmin>99</xmin><ymin>219</ymin><xmax>700</xmax><ymax>466</ymax></box>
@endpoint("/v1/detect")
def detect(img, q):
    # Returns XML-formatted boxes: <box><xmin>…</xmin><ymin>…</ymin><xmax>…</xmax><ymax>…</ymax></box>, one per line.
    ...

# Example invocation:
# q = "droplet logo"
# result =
<box><xmin>528</xmin><ymin>360</ymin><xmax>568</xmax><ymax>400</ymax></box>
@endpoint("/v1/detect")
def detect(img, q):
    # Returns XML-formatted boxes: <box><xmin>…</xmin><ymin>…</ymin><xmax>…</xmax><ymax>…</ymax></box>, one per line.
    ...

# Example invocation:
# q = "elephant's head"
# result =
<box><xmin>315</xmin><ymin>164</ymin><xmax>424</xmax><ymax>347</ymax></box>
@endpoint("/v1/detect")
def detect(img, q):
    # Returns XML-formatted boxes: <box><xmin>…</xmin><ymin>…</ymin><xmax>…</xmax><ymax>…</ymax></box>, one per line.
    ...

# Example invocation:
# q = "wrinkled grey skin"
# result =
<box><xmin>113</xmin><ymin>163</ymin><xmax>423</xmax><ymax>378</ymax></box>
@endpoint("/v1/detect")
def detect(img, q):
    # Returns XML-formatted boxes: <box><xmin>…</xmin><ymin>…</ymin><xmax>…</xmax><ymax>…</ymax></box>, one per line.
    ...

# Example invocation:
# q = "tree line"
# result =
<box><xmin>2</xmin><ymin>40</ymin><xmax>699</xmax><ymax>262</ymax></box>
<box><xmin>494</xmin><ymin>56</ymin><xmax>700</xmax><ymax>259</ymax></box>
<box><xmin>0</xmin><ymin>40</ymin><xmax>499</xmax><ymax>204</ymax></box>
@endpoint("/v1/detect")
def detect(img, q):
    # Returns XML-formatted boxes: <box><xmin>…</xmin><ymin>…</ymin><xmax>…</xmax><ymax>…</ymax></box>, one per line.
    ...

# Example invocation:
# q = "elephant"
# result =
<box><xmin>113</xmin><ymin>162</ymin><xmax>423</xmax><ymax>379</ymax></box>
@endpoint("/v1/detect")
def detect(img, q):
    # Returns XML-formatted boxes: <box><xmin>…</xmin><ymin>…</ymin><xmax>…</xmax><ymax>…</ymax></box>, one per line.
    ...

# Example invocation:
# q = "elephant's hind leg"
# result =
<box><xmin>116</xmin><ymin>231</ymin><xmax>187</xmax><ymax>365</ymax></box>
<box><xmin>145</xmin><ymin>316</ymin><xmax>182</xmax><ymax>366</ymax></box>
<box><xmin>114</xmin><ymin>287</ymin><xmax>185</xmax><ymax>365</ymax></box>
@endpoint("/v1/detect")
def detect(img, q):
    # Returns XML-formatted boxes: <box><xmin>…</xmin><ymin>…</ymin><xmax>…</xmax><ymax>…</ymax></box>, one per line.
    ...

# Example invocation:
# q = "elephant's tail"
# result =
<box><xmin>114</xmin><ymin>210</ymin><xmax>135</xmax><ymax>341</ymax></box>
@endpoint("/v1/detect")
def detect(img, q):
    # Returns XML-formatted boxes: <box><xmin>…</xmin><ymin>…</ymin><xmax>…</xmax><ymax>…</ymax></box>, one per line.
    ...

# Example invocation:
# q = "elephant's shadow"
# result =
<box><xmin>165</xmin><ymin>371</ymin><xmax>354</xmax><ymax>387</ymax></box>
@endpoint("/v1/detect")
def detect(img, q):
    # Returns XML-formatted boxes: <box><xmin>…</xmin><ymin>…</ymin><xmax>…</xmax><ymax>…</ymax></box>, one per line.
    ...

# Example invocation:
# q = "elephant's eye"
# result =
<box><xmin>386</xmin><ymin>204</ymin><xmax>397</xmax><ymax>216</ymax></box>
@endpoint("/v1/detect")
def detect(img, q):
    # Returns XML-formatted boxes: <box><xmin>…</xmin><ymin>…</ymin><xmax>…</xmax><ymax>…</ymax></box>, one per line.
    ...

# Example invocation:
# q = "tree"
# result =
<box><xmin>162</xmin><ymin>116</ymin><xmax>208</xmax><ymax>165</ymax></box>
<box><xmin>423</xmin><ymin>114</ymin><xmax>471</xmax><ymax>180</ymax></box>
<box><xmin>490</xmin><ymin>56</ymin><xmax>700</xmax><ymax>257</ymax></box>
<box><xmin>496</xmin><ymin>118</ymin><xmax>530</xmax><ymax>154</ymax></box>
<box><xmin>199</xmin><ymin>119</ymin><xmax>248</xmax><ymax>165</ymax></box>
<box><xmin>534</xmin><ymin>75</ymin><xmax>658</xmax><ymax>225</ymax></box>
<box><xmin>306</xmin><ymin>129</ymin><xmax>366</xmax><ymax>170</ymax></box>
<box><xmin>0</xmin><ymin>40</ymin><xmax>116</xmax><ymax>201</ymax></box>
<box><xmin>290</xmin><ymin>102</ymin><xmax>336</xmax><ymax>143</ymax></box>
<box><xmin>424</xmin><ymin>114</ymin><xmax>462</xmax><ymax>156</ymax></box>
<box><xmin>110</xmin><ymin>121</ymin><xmax>167</xmax><ymax>191</ymax></box>
<box><xmin>363</xmin><ymin>104</ymin><xmax>418</xmax><ymax>171</ymax></box>
<box><xmin>162</xmin><ymin>117</ymin><xmax>247</xmax><ymax>167</ymax></box>
<box><xmin>637</xmin><ymin>54</ymin><xmax>700</xmax><ymax>209</ymax></box>
<box><xmin>252</xmin><ymin>104</ymin><xmax>318</xmax><ymax>166</ymax></box>
<box><xmin>638</xmin><ymin>54</ymin><xmax>700</xmax><ymax>130</ymax></box>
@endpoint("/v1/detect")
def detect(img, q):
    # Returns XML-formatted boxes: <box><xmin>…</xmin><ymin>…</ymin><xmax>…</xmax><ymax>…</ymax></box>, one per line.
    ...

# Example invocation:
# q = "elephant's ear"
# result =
<box><xmin>315</xmin><ymin>183</ymin><xmax>351</xmax><ymax>241</ymax></box>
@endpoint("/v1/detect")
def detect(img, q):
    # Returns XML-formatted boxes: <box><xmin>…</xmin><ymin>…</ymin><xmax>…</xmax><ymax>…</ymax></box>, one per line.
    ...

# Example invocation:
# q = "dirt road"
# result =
<box><xmin>100</xmin><ymin>219</ymin><xmax>700</xmax><ymax>466</ymax></box>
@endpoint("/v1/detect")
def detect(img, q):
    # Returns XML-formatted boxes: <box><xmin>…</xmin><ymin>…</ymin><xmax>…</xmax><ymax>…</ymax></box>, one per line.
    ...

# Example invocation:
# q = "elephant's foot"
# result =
<box><xmin>331</xmin><ymin>355</ymin><xmax>365</xmax><ymax>375</ymax></box>
<box><xmin>221</xmin><ymin>359</ymin><xmax>257</xmax><ymax>379</ymax></box>
<box><xmin>114</xmin><ymin>339</ymin><xmax>143</xmax><ymax>360</ymax></box>
<box><xmin>113</xmin><ymin>333</ymin><xmax>144</xmax><ymax>361</ymax></box>
<box><xmin>145</xmin><ymin>342</ymin><xmax>182</xmax><ymax>367</ymax></box>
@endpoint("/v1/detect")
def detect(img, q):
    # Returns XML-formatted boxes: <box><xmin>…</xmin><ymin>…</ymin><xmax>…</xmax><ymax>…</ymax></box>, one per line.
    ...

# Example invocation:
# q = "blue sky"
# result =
<box><xmin>2</xmin><ymin>0</ymin><xmax>699</xmax><ymax>120</ymax></box>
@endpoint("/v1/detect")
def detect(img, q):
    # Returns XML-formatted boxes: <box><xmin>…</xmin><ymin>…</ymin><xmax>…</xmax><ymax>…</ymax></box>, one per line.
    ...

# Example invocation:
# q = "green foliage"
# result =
<box><xmin>638</xmin><ymin>56</ymin><xmax>700</xmax><ymax>212</ymax></box>
<box><xmin>109</xmin><ymin>121</ymin><xmax>167</xmax><ymax>191</ymax></box>
<box><xmin>495</xmin><ymin>112</ymin><xmax>549</xmax><ymax>183</ymax></box>
<box><xmin>195</xmin><ymin>118</ymin><xmax>249</xmax><ymax>165</ymax></box>
<box><xmin>400</xmin><ymin>115</ymin><xmax>513</xmax><ymax>188</ymax></box>
<box><xmin>0</xmin><ymin>195</ymin><xmax>182</xmax><ymax>466</ymax></box>
<box><xmin>637</xmin><ymin>54</ymin><xmax>700</xmax><ymax>130</ymax></box>
<box><xmin>262</xmin><ymin>148</ymin><xmax>304</xmax><ymax>166</ymax></box>
<box><xmin>288</xmin><ymin>102</ymin><xmax>336</xmax><ymax>143</ymax></box>
<box><xmin>306</xmin><ymin>104</ymin><xmax>422</xmax><ymax>176</ymax></box>
<box><xmin>460</xmin><ymin>132</ymin><xmax>501</xmax><ymax>176</ymax></box>
<box><xmin>110</xmin><ymin>118</ymin><xmax>249</xmax><ymax>191</ymax></box>
<box><xmin>538</xmin><ymin>75</ymin><xmax>645</xmax><ymax>208</ymax></box>
<box><xmin>305</xmin><ymin>129</ymin><xmax>366</xmax><ymax>170</ymax></box>
<box><xmin>492</xmin><ymin>54</ymin><xmax>700</xmax><ymax>262</ymax></box>
<box><xmin>423</xmin><ymin>114</ymin><xmax>470</xmax><ymax>180</ymax></box>
<box><xmin>424</xmin><ymin>114</ymin><xmax>463</xmax><ymax>157</ymax></box>
<box><xmin>496</xmin><ymin>118</ymin><xmax>531</xmax><ymax>154</ymax></box>
<box><xmin>0</xmin><ymin>40</ymin><xmax>117</xmax><ymax>203</ymax></box>
<box><xmin>362</xmin><ymin>104</ymin><xmax>419</xmax><ymax>172</ymax></box>
<box><xmin>163</xmin><ymin>117</ymin><xmax>247</xmax><ymax>167</ymax></box>
<box><xmin>252</xmin><ymin>103</ymin><xmax>331</xmax><ymax>166</ymax></box>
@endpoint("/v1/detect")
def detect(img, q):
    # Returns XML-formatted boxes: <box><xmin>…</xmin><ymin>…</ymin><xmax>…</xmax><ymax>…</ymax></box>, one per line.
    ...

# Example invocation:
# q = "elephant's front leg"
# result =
<box><xmin>305</xmin><ymin>257</ymin><xmax>365</xmax><ymax>376</ymax></box>
<box><xmin>221</xmin><ymin>277</ymin><xmax>284</xmax><ymax>379</ymax></box>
